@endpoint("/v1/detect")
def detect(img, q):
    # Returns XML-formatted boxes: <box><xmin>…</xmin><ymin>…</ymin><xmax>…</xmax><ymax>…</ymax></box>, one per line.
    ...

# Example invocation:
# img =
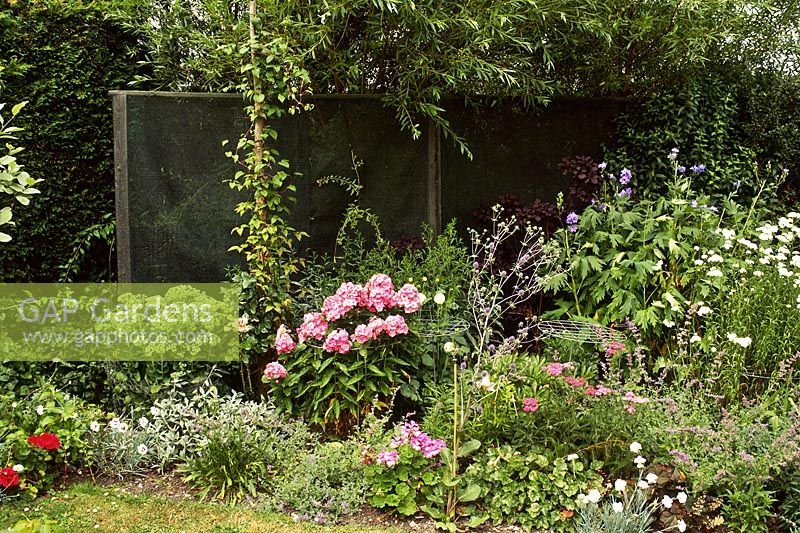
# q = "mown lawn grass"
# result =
<box><xmin>0</xmin><ymin>483</ymin><xmax>403</xmax><ymax>533</ymax></box>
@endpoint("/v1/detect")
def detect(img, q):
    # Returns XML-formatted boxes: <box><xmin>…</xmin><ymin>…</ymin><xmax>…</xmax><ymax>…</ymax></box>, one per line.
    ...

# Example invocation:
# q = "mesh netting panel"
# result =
<box><xmin>118</xmin><ymin>94</ymin><xmax>622</xmax><ymax>282</ymax></box>
<box><xmin>440</xmin><ymin>99</ymin><xmax>623</xmax><ymax>227</ymax></box>
<box><xmin>122</xmin><ymin>95</ymin><xmax>427</xmax><ymax>282</ymax></box>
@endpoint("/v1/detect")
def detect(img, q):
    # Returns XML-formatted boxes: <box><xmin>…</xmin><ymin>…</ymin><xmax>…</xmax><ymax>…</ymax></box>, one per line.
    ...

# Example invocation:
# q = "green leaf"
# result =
<box><xmin>11</xmin><ymin>101</ymin><xmax>27</xmax><ymax>116</ymax></box>
<box><xmin>458</xmin><ymin>439</ymin><xmax>481</xmax><ymax>457</ymax></box>
<box><xmin>457</xmin><ymin>483</ymin><xmax>481</xmax><ymax>502</ymax></box>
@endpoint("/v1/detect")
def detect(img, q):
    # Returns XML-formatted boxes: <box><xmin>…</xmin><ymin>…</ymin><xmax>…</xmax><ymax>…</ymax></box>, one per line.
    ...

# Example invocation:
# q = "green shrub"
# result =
<box><xmin>0</xmin><ymin>0</ymin><xmax>142</xmax><ymax>281</ymax></box>
<box><xmin>268</xmin><ymin>441</ymin><xmax>367</xmax><ymax>523</ymax></box>
<box><xmin>603</xmin><ymin>69</ymin><xmax>756</xmax><ymax>199</ymax></box>
<box><xmin>0</xmin><ymin>384</ymin><xmax>104</xmax><ymax>496</ymax></box>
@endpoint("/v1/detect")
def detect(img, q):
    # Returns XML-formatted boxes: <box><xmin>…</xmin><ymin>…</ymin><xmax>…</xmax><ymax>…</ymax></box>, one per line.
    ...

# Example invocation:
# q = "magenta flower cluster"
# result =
<box><xmin>274</xmin><ymin>274</ymin><xmax>423</xmax><ymax>355</ymax></box>
<box><xmin>389</xmin><ymin>421</ymin><xmax>447</xmax><ymax>459</ymax></box>
<box><xmin>541</xmin><ymin>359</ymin><xmax>650</xmax><ymax>414</ymax></box>
<box><xmin>375</xmin><ymin>450</ymin><xmax>399</xmax><ymax>467</ymax></box>
<box><xmin>522</xmin><ymin>397</ymin><xmax>539</xmax><ymax>413</ymax></box>
<box><xmin>543</xmin><ymin>362</ymin><xmax>574</xmax><ymax>377</ymax></box>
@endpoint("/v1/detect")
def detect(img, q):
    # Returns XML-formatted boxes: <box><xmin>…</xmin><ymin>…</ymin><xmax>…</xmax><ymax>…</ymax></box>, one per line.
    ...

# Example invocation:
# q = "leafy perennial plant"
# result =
<box><xmin>269</xmin><ymin>274</ymin><xmax>425</xmax><ymax>432</ymax></box>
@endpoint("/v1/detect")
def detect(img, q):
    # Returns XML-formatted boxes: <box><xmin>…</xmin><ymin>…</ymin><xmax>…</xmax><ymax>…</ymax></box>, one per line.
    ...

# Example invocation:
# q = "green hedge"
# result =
<box><xmin>0</xmin><ymin>0</ymin><xmax>142</xmax><ymax>281</ymax></box>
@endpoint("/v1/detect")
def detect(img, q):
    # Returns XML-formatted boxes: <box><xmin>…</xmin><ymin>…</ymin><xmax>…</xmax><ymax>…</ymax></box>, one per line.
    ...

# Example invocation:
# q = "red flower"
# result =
<box><xmin>0</xmin><ymin>467</ymin><xmax>20</xmax><ymax>489</ymax></box>
<box><xmin>27</xmin><ymin>433</ymin><xmax>61</xmax><ymax>450</ymax></box>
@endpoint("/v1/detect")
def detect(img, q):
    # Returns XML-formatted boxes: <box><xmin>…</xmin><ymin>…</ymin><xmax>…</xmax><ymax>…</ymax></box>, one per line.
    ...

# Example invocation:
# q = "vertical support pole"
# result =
<box><xmin>112</xmin><ymin>91</ymin><xmax>131</xmax><ymax>282</ymax></box>
<box><xmin>427</xmin><ymin>118</ymin><xmax>442</xmax><ymax>235</ymax></box>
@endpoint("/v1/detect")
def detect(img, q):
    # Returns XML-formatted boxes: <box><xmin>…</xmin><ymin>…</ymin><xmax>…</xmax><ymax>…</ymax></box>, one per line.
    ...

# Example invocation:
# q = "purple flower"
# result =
<box><xmin>598</xmin><ymin>203</ymin><xmax>607</xmax><ymax>211</ymax></box>
<box><xmin>598</xmin><ymin>162</ymin><xmax>607</xmax><ymax>170</ymax></box>
<box><xmin>619</xmin><ymin>168</ymin><xmax>632</xmax><ymax>185</ymax></box>
<box><xmin>677</xmin><ymin>166</ymin><xmax>686</xmax><ymax>174</ymax></box>
<box><xmin>690</xmin><ymin>164</ymin><xmax>706</xmax><ymax>173</ymax></box>
<box><xmin>617</xmin><ymin>188</ymin><xmax>633</xmax><ymax>198</ymax></box>
<box><xmin>568</xmin><ymin>224</ymin><xmax>578</xmax><ymax>233</ymax></box>
<box><xmin>565</xmin><ymin>212</ymin><xmax>579</xmax><ymax>225</ymax></box>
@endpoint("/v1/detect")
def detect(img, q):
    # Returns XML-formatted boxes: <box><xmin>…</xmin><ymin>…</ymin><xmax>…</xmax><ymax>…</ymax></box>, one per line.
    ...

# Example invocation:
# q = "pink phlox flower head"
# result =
<box><xmin>394</xmin><ymin>283</ymin><xmax>423</xmax><ymax>314</ymax></box>
<box><xmin>365</xmin><ymin>274</ymin><xmax>396</xmax><ymax>312</ymax></box>
<box><xmin>544</xmin><ymin>362</ymin><xmax>574</xmax><ymax>377</ymax></box>
<box><xmin>382</xmin><ymin>315</ymin><xmax>409</xmax><ymax>337</ymax></box>
<box><xmin>564</xmin><ymin>376</ymin><xmax>587</xmax><ymax>388</ymax></box>
<box><xmin>522</xmin><ymin>397</ymin><xmax>539</xmax><ymax>413</ymax></box>
<box><xmin>367</xmin><ymin>316</ymin><xmax>385</xmax><ymax>337</ymax></box>
<box><xmin>605</xmin><ymin>340</ymin><xmax>627</xmax><ymax>357</ymax></box>
<box><xmin>351</xmin><ymin>323</ymin><xmax>373</xmax><ymax>344</ymax></box>
<box><xmin>322</xmin><ymin>328</ymin><xmax>352</xmax><ymax>354</ymax></box>
<box><xmin>263</xmin><ymin>361</ymin><xmax>288</xmax><ymax>382</ymax></box>
<box><xmin>274</xmin><ymin>325</ymin><xmax>297</xmax><ymax>354</ymax></box>
<box><xmin>594</xmin><ymin>385</ymin><xmax>614</xmax><ymax>396</ymax></box>
<box><xmin>296</xmin><ymin>312</ymin><xmax>328</xmax><ymax>344</ymax></box>
<box><xmin>375</xmin><ymin>451</ymin><xmax>399</xmax><ymax>467</ymax></box>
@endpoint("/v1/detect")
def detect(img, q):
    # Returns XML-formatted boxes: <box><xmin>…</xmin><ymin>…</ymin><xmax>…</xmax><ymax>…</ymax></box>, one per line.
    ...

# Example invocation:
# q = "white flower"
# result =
<box><xmin>109</xmin><ymin>418</ymin><xmax>121</xmax><ymax>430</ymax></box>
<box><xmin>735</xmin><ymin>336</ymin><xmax>752</xmax><ymax>348</ymax></box>
<box><xmin>150</xmin><ymin>406</ymin><xmax>160</xmax><ymax>417</ymax></box>
<box><xmin>576</xmin><ymin>493</ymin><xmax>588</xmax><ymax>505</ymax></box>
<box><xmin>90</xmin><ymin>421</ymin><xmax>100</xmax><ymax>433</ymax></box>
<box><xmin>587</xmin><ymin>489</ymin><xmax>601</xmax><ymax>504</ymax></box>
<box><xmin>693</xmin><ymin>259</ymin><xmax>705</xmax><ymax>266</ymax></box>
<box><xmin>117</xmin><ymin>422</ymin><xmax>129</xmax><ymax>434</ymax></box>
<box><xmin>612</xmin><ymin>501</ymin><xmax>624</xmax><ymax>513</ymax></box>
<box><xmin>637</xmin><ymin>480</ymin><xmax>649</xmax><ymax>490</ymax></box>
<box><xmin>707</xmin><ymin>267</ymin><xmax>723</xmax><ymax>278</ymax></box>
<box><xmin>646</xmin><ymin>473</ymin><xmax>658</xmax><ymax>485</ymax></box>
<box><xmin>137</xmin><ymin>444</ymin><xmax>148</xmax><ymax>455</ymax></box>
<box><xmin>36</xmin><ymin>405</ymin><xmax>44</xmax><ymax>416</ymax></box>
<box><xmin>708</xmin><ymin>253</ymin><xmax>723</xmax><ymax>263</ymax></box>
<box><xmin>418</xmin><ymin>293</ymin><xmax>427</xmax><ymax>304</ymax></box>
<box><xmin>690</xmin><ymin>334</ymin><xmax>702</xmax><ymax>344</ymax></box>
<box><xmin>12</xmin><ymin>464</ymin><xmax>24</xmax><ymax>473</ymax></box>
<box><xmin>676</xmin><ymin>491</ymin><xmax>688</xmax><ymax>504</ymax></box>
<box><xmin>478</xmin><ymin>373</ymin><xmax>495</xmax><ymax>392</ymax></box>
<box><xmin>614</xmin><ymin>479</ymin><xmax>627</xmax><ymax>492</ymax></box>
<box><xmin>727</xmin><ymin>332</ymin><xmax>738</xmax><ymax>342</ymax></box>
<box><xmin>677</xmin><ymin>519</ymin><xmax>687</xmax><ymax>532</ymax></box>
<box><xmin>662</xmin><ymin>495</ymin><xmax>673</xmax><ymax>509</ymax></box>
<box><xmin>697</xmin><ymin>306</ymin><xmax>711</xmax><ymax>316</ymax></box>
<box><xmin>433</xmin><ymin>292</ymin><xmax>446</xmax><ymax>305</ymax></box>
<box><xmin>443</xmin><ymin>341</ymin><xmax>456</xmax><ymax>354</ymax></box>
<box><xmin>663</xmin><ymin>319</ymin><xmax>675</xmax><ymax>328</ymax></box>
<box><xmin>753</xmin><ymin>270</ymin><xmax>763</xmax><ymax>277</ymax></box>
<box><xmin>138</xmin><ymin>417</ymin><xmax>150</xmax><ymax>429</ymax></box>
<box><xmin>633</xmin><ymin>456</ymin><xmax>647</xmax><ymax>468</ymax></box>
<box><xmin>653</xmin><ymin>260</ymin><xmax>663</xmax><ymax>271</ymax></box>
<box><xmin>629</xmin><ymin>441</ymin><xmax>642</xmax><ymax>453</ymax></box>
<box><xmin>567</xmin><ymin>454</ymin><xmax>579</xmax><ymax>461</ymax></box>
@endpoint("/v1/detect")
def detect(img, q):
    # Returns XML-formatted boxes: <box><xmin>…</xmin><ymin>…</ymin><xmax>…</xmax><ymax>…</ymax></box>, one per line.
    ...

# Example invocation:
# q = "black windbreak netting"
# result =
<box><xmin>115</xmin><ymin>93</ymin><xmax>622</xmax><ymax>282</ymax></box>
